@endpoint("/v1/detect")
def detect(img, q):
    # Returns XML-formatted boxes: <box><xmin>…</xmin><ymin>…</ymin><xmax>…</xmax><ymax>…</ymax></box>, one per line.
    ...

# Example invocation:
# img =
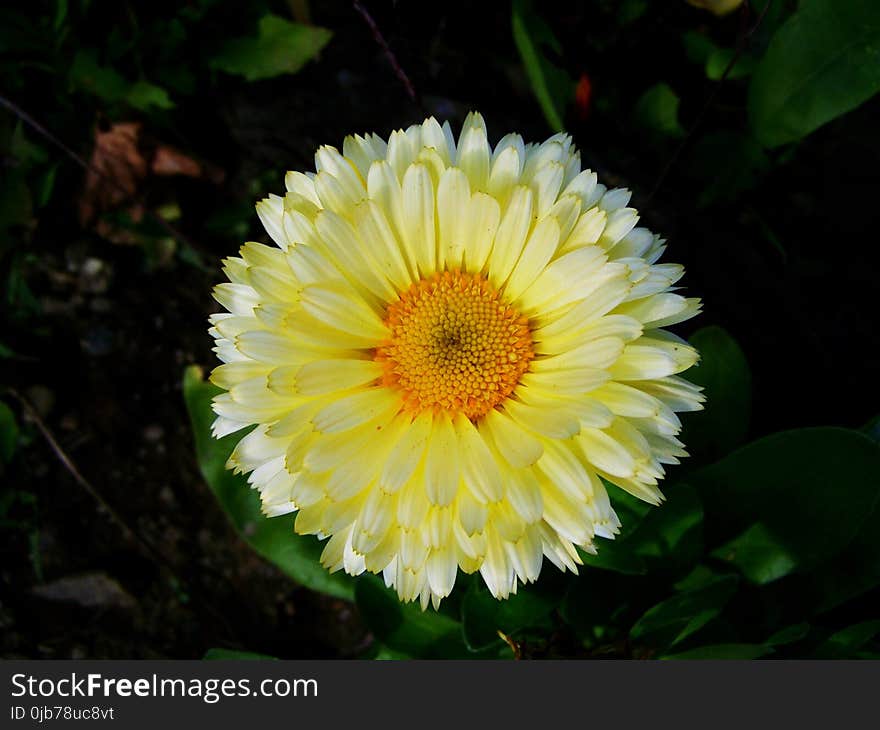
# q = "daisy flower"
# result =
<box><xmin>208</xmin><ymin>112</ymin><xmax>703</xmax><ymax>609</ymax></box>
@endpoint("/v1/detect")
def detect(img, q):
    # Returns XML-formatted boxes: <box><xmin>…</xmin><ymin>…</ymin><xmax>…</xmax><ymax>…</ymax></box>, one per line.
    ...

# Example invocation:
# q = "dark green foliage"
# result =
<box><xmin>511</xmin><ymin>0</ymin><xmax>573</xmax><ymax>132</ymax></box>
<box><xmin>211</xmin><ymin>15</ymin><xmax>332</xmax><ymax>81</ymax></box>
<box><xmin>681</xmin><ymin>326</ymin><xmax>751</xmax><ymax>460</ymax></box>
<box><xmin>634</xmin><ymin>83</ymin><xmax>685</xmax><ymax>139</ymax></box>
<box><xmin>749</xmin><ymin>0</ymin><xmax>880</xmax><ymax>147</ymax></box>
<box><xmin>693</xmin><ymin>429</ymin><xmax>880</xmax><ymax>574</ymax></box>
<box><xmin>0</xmin><ymin>401</ymin><xmax>19</xmax><ymax>464</ymax></box>
<box><xmin>686</xmin><ymin>132</ymin><xmax>770</xmax><ymax>208</ymax></box>
<box><xmin>354</xmin><ymin>575</ymin><xmax>487</xmax><ymax>659</ymax></box>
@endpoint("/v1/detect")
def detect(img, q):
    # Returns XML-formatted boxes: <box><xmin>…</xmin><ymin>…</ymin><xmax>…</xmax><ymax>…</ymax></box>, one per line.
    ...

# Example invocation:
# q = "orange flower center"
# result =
<box><xmin>375</xmin><ymin>271</ymin><xmax>534</xmax><ymax>419</ymax></box>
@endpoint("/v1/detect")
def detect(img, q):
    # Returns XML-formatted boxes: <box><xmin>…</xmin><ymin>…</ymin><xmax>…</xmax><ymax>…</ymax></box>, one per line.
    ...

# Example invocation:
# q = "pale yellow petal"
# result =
<box><xmin>401</xmin><ymin>163</ymin><xmax>437</xmax><ymax>276</ymax></box>
<box><xmin>295</xmin><ymin>359</ymin><xmax>383</xmax><ymax>395</ymax></box>
<box><xmin>489</xmin><ymin>186</ymin><xmax>533</xmax><ymax>288</ymax></box>
<box><xmin>482</xmin><ymin>408</ymin><xmax>543</xmax><ymax>468</ymax></box>
<box><xmin>436</xmin><ymin>167</ymin><xmax>471</xmax><ymax>270</ymax></box>
<box><xmin>312</xmin><ymin>388</ymin><xmax>400</xmax><ymax>434</ymax></box>
<box><xmin>424</xmin><ymin>412</ymin><xmax>460</xmax><ymax>506</ymax></box>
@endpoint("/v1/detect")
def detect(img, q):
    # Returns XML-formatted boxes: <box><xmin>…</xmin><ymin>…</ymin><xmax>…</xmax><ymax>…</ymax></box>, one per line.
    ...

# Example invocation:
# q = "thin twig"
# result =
<box><xmin>0</xmin><ymin>94</ymin><xmax>208</xmax><ymax>255</ymax></box>
<box><xmin>7</xmin><ymin>388</ymin><xmax>169</xmax><ymax>567</ymax></box>
<box><xmin>647</xmin><ymin>0</ymin><xmax>773</xmax><ymax>201</ymax></box>
<box><xmin>352</xmin><ymin>1</ymin><xmax>424</xmax><ymax>111</ymax></box>
<box><xmin>9</xmin><ymin>387</ymin><xmax>297</xmax><ymax>640</ymax></box>
<box><xmin>9</xmin><ymin>388</ymin><xmax>253</xmax><ymax>638</ymax></box>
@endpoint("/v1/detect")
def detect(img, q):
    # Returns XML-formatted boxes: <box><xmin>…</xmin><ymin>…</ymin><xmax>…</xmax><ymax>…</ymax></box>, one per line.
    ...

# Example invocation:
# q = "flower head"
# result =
<box><xmin>209</xmin><ymin>112</ymin><xmax>703</xmax><ymax>609</ymax></box>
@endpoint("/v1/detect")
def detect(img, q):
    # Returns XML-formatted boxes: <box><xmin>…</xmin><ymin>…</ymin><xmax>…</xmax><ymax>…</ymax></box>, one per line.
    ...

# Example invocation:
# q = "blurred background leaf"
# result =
<box><xmin>749</xmin><ymin>0</ymin><xmax>880</xmax><ymax>148</ymax></box>
<box><xmin>634</xmin><ymin>83</ymin><xmax>685</xmax><ymax>139</ymax></box>
<box><xmin>354</xmin><ymin>574</ymin><xmax>487</xmax><ymax>659</ymax></box>
<box><xmin>693</xmin><ymin>428</ymin><xmax>880</xmax><ymax>578</ymax></box>
<box><xmin>686</xmin><ymin>132</ymin><xmax>769</xmax><ymax>207</ymax></box>
<box><xmin>511</xmin><ymin>0</ymin><xmax>573</xmax><ymax>132</ymax></box>
<box><xmin>210</xmin><ymin>14</ymin><xmax>332</xmax><ymax>81</ymax></box>
<box><xmin>710</xmin><ymin>522</ymin><xmax>797</xmax><ymax>585</ymax></box>
<box><xmin>681</xmin><ymin>325</ymin><xmax>751</xmax><ymax>461</ymax></box>
<box><xmin>705</xmin><ymin>47</ymin><xmax>757</xmax><ymax>81</ymax></box>
<box><xmin>630</xmin><ymin>573</ymin><xmax>739</xmax><ymax>651</ymax></box>
<box><xmin>460</xmin><ymin>574</ymin><xmax>562</xmax><ymax>652</ymax></box>
<box><xmin>801</xmin><ymin>493</ymin><xmax>880</xmax><ymax>614</ymax></box>
<box><xmin>686</xmin><ymin>0</ymin><xmax>746</xmax><ymax>17</ymax></box>
<box><xmin>662</xmin><ymin>642</ymin><xmax>771</xmax><ymax>659</ymax></box>
<box><xmin>0</xmin><ymin>401</ymin><xmax>19</xmax><ymax>464</ymax></box>
<box><xmin>814</xmin><ymin>620</ymin><xmax>880</xmax><ymax>659</ymax></box>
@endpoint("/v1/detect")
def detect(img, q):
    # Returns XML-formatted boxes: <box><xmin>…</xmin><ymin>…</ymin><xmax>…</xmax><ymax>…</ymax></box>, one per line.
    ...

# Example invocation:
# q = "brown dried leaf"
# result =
<box><xmin>151</xmin><ymin>145</ymin><xmax>203</xmax><ymax>178</ymax></box>
<box><xmin>78</xmin><ymin>122</ymin><xmax>147</xmax><ymax>227</ymax></box>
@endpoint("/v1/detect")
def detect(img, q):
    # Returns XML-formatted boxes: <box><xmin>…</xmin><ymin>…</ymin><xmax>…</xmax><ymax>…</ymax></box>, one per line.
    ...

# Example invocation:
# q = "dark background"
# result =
<box><xmin>1</xmin><ymin>0</ymin><xmax>877</xmax><ymax>658</ymax></box>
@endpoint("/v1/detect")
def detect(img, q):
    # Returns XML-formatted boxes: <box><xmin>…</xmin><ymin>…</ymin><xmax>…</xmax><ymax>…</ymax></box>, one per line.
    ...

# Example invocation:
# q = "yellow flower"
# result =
<box><xmin>209</xmin><ymin>113</ymin><xmax>703</xmax><ymax>609</ymax></box>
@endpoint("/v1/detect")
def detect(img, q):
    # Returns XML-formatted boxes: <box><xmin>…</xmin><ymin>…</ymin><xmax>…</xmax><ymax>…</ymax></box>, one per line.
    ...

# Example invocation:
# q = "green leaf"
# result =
<box><xmin>693</xmin><ymin>428</ymin><xmax>880</xmax><ymax>577</ymax></box>
<box><xmin>627</xmin><ymin>482</ymin><xmax>703</xmax><ymax>571</ymax></box>
<box><xmin>618</xmin><ymin>0</ymin><xmax>649</xmax><ymax>25</ymax></box>
<box><xmin>674</xmin><ymin>564</ymin><xmax>722</xmax><ymax>592</ymax></box>
<box><xmin>461</xmin><ymin>578</ymin><xmax>561</xmax><ymax>651</ymax></box>
<box><xmin>682</xmin><ymin>326</ymin><xmax>750</xmax><ymax>460</ymax></box>
<box><xmin>0</xmin><ymin>173</ymin><xmax>33</xmax><ymax>230</ymax></box>
<box><xmin>36</xmin><ymin>164</ymin><xmax>59</xmax><ymax>209</ymax></box>
<box><xmin>862</xmin><ymin>414</ymin><xmax>880</xmax><ymax>444</ymax></box>
<box><xmin>204</xmin><ymin>648</ymin><xmax>278</xmax><ymax>660</ymax></box>
<box><xmin>816</xmin><ymin>620</ymin><xmax>880</xmax><ymax>658</ymax></box>
<box><xmin>69</xmin><ymin>51</ymin><xmax>174</xmax><ymax>111</ymax></box>
<box><xmin>634</xmin><ymin>83</ymin><xmax>685</xmax><ymax>138</ymax></box>
<box><xmin>560</xmin><ymin>568</ymin><xmax>641</xmax><ymax>640</ymax></box>
<box><xmin>630</xmin><ymin>574</ymin><xmax>739</xmax><ymax>649</ymax></box>
<box><xmin>682</xmin><ymin>30</ymin><xmax>719</xmax><ymax>66</ymax></box>
<box><xmin>182</xmin><ymin>365</ymin><xmax>355</xmax><ymax>601</ymax></box>
<box><xmin>748</xmin><ymin>0</ymin><xmax>792</xmax><ymax>44</ymax></box>
<box><xmin>0</xmin><ymin>401</ymin><xmax>19</xmax><ymax>464</ymax></box>
<box><xmin>511</xmin><ymin>0</ymin><xmax>573</xmax><ymax>132</ymax></box>
<box><xmin>662</xmin><ymin>643</ymin><xmax>772</xmax><ymax>660</ymax></box>
<box><xmin>355</xmin><ymin>575</ymin><xmax>478</xmax><ymax>659</ymax></box>
<box><xmin>69</xmin><ymin>49</ymin><xmax>128</xmax><ymax>102</ymax></box>
<box><xmin>10</xmin><ymin>122</ymin><xmax>48</xmax><ymax>166</ymax></box>
<box><xmin>687</xmin><ymin>132</ymin><xmax>769</xmax><ymax>207</ymax></box>
<box><xmin>711</xmin><ymin>522</ymin><xmax>797</xmax><ymax>584</ymax></box>
<box><xmin>748</xmin><ymin>0</ymin><xmax>880</xmax><ymax>148</ymax></box>
<box><xmin>804</xmin><ymin>499</ymin><xmax>880</xmax><ymax>613</ymax></box>
<box><xmin>53</xmin><ymin>0</ymin><xmax>68</xmax><ymax>32</ymax></box>
<box><xmin>579</xmin><ymin>545</ymin><xmax>647</xmax><ymax>575</ymax></box>
<box><xmin>211</xmin><ymin>14</ymin><xmax>332</xmax><ymax>81</ymax></box>
<box><xmin>706</xmin><ymin>48</ymin><xmax>758</xmax><ymax>80</ymax></box>
<box><xmin>765</xmin><ymin>622</ymin><xmax>810</xmax><ymax>646</ymax></box>
<box><xmin>367</xmin><ymin>644</ymin><xmax>411</xmax><ymax>660</ymax></box>
<box><xmin>126</xmin><ymin>81</ymin><xmax>175</xmax><ymax>111</ymax></box>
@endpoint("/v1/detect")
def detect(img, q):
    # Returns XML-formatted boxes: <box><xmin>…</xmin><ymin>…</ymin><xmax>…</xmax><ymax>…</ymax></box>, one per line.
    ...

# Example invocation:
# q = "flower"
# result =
<box><xmin>208</xmin><ymin>112</ymin><xmax>703</xmax><ymax>609</ymax></box>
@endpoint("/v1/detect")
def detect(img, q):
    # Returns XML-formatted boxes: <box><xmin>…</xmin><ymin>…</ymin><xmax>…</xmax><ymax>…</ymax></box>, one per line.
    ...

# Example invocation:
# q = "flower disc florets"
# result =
<box><xmin>208</xmin><ymin>112</ymin><xmax>703</xmax><ymax>609</ymax></box>
<box><xmin>376</xmin><ymin>270</ymin><xmax>534</xmax><ymax>419</ymax></box>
